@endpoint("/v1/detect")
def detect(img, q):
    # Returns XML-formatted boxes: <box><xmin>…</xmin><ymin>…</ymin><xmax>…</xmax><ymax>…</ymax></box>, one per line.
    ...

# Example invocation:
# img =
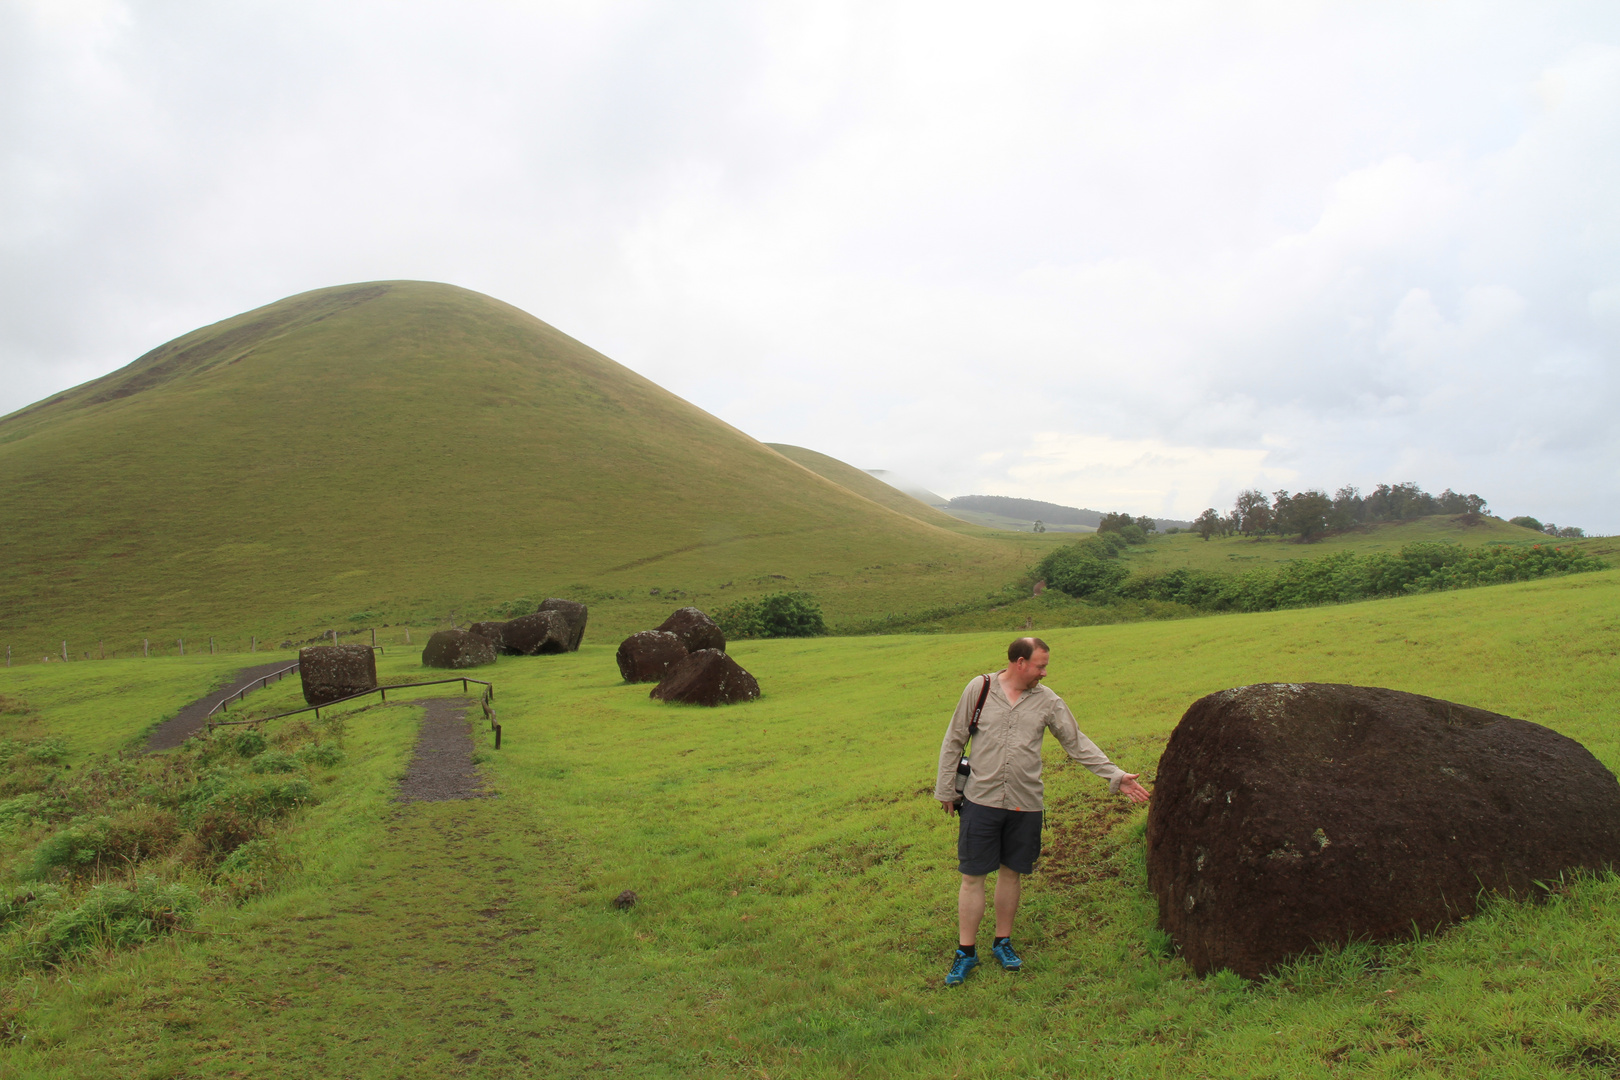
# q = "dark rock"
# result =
<box><xmin>466</xmin><ymin>621</ymin><xmax>508</xmax><ymax>650</ymax></box>
<box><xmin>655</xmin><ymin>607</ymin><xmax>726</xmax><ymax>654</ymax></box>
<box><xmin>298</xmin><ymin>645</ymin><xmax>377</xmax><ymax>706</ymax></box>
<box><xmin>537</xmin><ymin>598</ymin><xmax>588</xmax><ymax>651</ymax></box>
<box><xmin>612</xmin><ymin>889</ymin><xmax>638</xmax><ymax>910</ymax></box>
<box><xmin>1146</xmin><ymin>683</ymin><xmax>1620</xmax><ymax>979</ymax></box>
<box><xmin>650</xmin><ymin>649</ymin><xmax>759</xmax><ymax>706</ymax></box>
<box><xmin>501</xmin><ymin>611</ymin><xmax>572</xmax><ymax>655</ymax></box>
<box><xmin>615</xmin><ymin>631</ymin><xmax>688</xmax><ymax>683</ymax></box>
<box><xmin>421</xmin><ymin>629</ymin><xmax>497</xmax><ymax>669</ymax></box>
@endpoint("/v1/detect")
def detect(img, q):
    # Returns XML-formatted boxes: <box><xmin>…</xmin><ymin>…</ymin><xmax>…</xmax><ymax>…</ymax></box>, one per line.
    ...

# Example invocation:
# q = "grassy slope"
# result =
<box><xmin>763</xmin><ymin>444</ymin><xmax>968</xmax><ymax>531</ymax></box>
<box><xmin>3</xmin><ymin>570</ymin><xmax>1619</xmax><ymax>1077</ymax></box>
<box><xmin>0</xmin><ymin>282</ymin><xmax>1054</xmax><ymax>655</ymax></box>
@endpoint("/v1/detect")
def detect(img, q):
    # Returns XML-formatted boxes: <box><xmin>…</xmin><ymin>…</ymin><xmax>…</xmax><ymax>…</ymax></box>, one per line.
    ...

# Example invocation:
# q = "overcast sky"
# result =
<box><xmin>4</xmin><ymin>1</ymin><xmax>1618</xmax><ymax>530</ymax></box>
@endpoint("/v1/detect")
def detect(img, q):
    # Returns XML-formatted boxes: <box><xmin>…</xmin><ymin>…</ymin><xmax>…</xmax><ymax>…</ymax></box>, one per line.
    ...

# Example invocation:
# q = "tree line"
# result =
<box><xmin>1190</xmin><ymin>482</ymin><xmax>1511</xmax><ymax>542</ymax></box>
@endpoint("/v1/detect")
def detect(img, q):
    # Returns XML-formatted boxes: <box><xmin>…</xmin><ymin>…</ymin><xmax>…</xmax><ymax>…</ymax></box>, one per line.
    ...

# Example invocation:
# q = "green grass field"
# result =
<box><xmin>2</xmin><ymin>568</ymin><xmax>1618</xmax><ymax>1077</ymax></box>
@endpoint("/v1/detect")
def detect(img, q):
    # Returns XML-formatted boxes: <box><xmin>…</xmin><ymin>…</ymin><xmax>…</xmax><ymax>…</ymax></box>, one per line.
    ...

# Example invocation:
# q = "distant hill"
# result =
<box><xmin>863</xmin><ymin>470</ymin><xmax>949</xmax><ymax>508</ymax></box>
<box><xmin>0</xmin><ymin>281</ymin><xmax>1039</xmax><ymax>650</ymax></box>
<box><xmin>946</xmin><ymin>495</ymin><xmax>1193</xmax><ymax>532</ymax></box>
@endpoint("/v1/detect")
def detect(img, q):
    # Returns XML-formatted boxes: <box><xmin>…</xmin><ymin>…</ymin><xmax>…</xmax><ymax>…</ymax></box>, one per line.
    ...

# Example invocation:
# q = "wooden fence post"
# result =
<box><xmin>99</xmin><ymin>640</ymin><xmax>104</xmax><ymax>660</ymax></box>
<box><xmin>210</xmin><ymin>637</ymin><xmax>215</xmax><ymax>655</ymax></box>
<box><xmin>179</xmin><ymin>638</ymin><xmax>185</xmax><ymax>656</ymax></box>
<box><xmin>143</xmin><ymin>638</ymin><xmax>149</xmax><ymax>658</ymax></box>
<box><xmin>5</xmin><ymin>645</ymin><xmax>10</xmax><ymax>668</ymax></box>
<box><xmin>405</xmin><ymin>628</ymin><xmax>411</xmax><ymax>644</ymax></box>
<box><xmin>371</xmin><ymin>628</ymin><xmax>376</xmax><ymax>647</ymax></box>
<box><xmin>61</xmin><ymin>640</ymin><xmax>67</xmax><ymax>662</ymax></box>
<box><xmin>251</xmin><ymin>635</ymin><xmax>257</xmax><ymax>653</ymax></box>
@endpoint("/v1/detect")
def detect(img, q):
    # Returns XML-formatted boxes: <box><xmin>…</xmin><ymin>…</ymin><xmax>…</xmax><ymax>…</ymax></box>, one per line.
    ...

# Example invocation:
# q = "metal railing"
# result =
<box><xmin>207</xmin><ymin>677</ymin><xmax>501</xmax><ymax>748</ymax></box>
<box><xmin>204</xmin><ymin>663</ymin><xmax>301</xmax><ymax>721</ymax></box>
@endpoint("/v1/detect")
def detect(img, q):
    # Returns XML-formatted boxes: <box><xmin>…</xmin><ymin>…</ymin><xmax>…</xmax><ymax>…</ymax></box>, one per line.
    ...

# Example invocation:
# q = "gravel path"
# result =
<box><xmin>144</xmin><ymin>660</ymin><xmax>300</xmax><ymax>751</ymax></box>
<box><xmin>395</xmin><ymin>697</ymin><xmax>490</xmax><ymax>803</ymax></box>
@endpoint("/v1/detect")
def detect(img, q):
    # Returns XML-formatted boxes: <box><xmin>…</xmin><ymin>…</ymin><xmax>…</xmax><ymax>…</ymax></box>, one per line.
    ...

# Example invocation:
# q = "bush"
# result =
<box><xmin>248</xmin><ymin>751</ymin><xmax>301</xmax><ymax>775</ymax></box>
<box><xmin>16</xmin><ymin>877</ymin><xmax>199</xmax><ymax>967</ymax></box>
<box><xmin>1119</xmin><ymin>523</ymin><xmax>1148</xmax><ymax>545</ymax></box>
<box><xmin>1509</xmin><ymin>516</ymin><xmax>1543</xmax><ymax>532</ymax></box>
<box><xmin>230</xmin><ymin>731</ymin><xmax>267</xmax><ymax>759</ymax></box>
<box><xmin>296</xmin><ymin>744</ymin><xmax>345</xmax><ymax>768</ymax></box>
<box><xmin>713</xmin><ymin>592</ymin><xmax>826</xmax><ymax>639</ymax></box>
<box><xmin>27</xmin><ymin>805</ymin><xmax>180</xmax><ymax>880</ymax></box>
<box><xmin>1033</xmin><ymin>536</ymin><xmax>1131</xmax><ymax>600</ymax></box>
<box><xmin>185</xmin><ymin>775</ymin><xmax>313</xmax><ymax>860</ymax></box>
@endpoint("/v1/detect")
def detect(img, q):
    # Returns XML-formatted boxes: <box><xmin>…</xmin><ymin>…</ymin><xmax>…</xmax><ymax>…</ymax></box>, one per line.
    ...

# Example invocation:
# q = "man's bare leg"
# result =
<box><xmin>994</xmin><ymin>866</ymin><xmax>1022</xmax><ymax>938</ymax></box>
<box><xmin>958</xmin><ymin>874</ymin><xmax>987</xmax><ymax>946</ymax></box>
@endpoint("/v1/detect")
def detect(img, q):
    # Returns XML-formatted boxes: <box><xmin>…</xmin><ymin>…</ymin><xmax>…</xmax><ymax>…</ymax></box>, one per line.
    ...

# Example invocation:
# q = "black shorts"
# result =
<box><xmin>957</xmin><ymin>799</ymin><xmax>1043</xmax><ymax>876</ymax></box>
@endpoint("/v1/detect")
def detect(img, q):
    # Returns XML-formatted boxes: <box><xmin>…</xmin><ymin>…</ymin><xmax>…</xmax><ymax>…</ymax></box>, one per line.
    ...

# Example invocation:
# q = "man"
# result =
<box><xmin>933</xmin><ymin>637</ymin><xmax>1150</xmax><ymax>985</ymax></box>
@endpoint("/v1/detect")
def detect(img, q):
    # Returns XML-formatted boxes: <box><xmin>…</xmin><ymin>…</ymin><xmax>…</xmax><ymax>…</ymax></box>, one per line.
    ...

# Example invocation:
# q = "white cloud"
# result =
<box><xmin>2</xmin><ymin>1</ymin><xmax>1619</xmax><ymax>530</ymax></box>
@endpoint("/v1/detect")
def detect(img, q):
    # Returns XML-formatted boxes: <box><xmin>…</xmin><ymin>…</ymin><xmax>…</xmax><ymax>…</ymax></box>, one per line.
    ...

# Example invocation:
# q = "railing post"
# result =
<box><xmin>494</xmin><ymin>723</ymin><xmax>501</xmax><ymax>750</ymax></box>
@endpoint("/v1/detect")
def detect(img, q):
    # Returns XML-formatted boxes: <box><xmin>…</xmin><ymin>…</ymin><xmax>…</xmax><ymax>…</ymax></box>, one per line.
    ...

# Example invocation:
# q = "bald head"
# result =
<box><xmin>1008</xmin><ymin>637</ymin><xmax>1048</xmax><ymax>663</ymax></box>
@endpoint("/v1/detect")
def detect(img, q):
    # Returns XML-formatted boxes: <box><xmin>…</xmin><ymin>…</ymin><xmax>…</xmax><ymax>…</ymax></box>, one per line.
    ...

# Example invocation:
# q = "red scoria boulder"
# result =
<box><xmin>656</xmin><ymin>607</ymin><xmax>726</xmax><ymax>654</ymax></box>
<box><xmin>299</xmin><ymin>644</ymin><xmax>377</xmax><ymax>705</ymax></box>
<box><xmin>650</xmin><ymin>649</ymin><xmax>759</xmax><ymax>706</ymax></box>
<box><xmin>616</xmin><ymin>630</ymin><xmax>688</xmax><ymax>683</ymax></box>
<box><xmin>1146</xmin><ymin>683</ymin><xmax>1620</xmax><ymax>979</ymax></box>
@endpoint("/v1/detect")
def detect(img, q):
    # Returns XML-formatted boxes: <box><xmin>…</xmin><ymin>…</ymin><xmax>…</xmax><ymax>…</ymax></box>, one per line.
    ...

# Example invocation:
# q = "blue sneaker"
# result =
<box><xmin>991</xmin><ymin>940</ymin><xmax>1022</xmax><ymax>971</ymax></box>
<box><xmin>944</xmin><ymin>950</ymin><xmax>979</xmax><ymax>986</ymax></box>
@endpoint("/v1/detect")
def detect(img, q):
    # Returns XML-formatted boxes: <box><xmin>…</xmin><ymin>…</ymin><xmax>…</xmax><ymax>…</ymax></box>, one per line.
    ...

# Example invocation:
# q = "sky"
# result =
<box><xmin>4</xmin><ymin>1</ymin><xmax>1618</xmax><ymax>531</ymax></box>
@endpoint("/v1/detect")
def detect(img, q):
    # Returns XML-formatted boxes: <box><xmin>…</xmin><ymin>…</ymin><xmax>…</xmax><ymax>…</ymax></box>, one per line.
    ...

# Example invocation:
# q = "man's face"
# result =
<box><xmin>1010</xmin><ymin>649</ymin><xmax>1050</xmax><ymax>688</ymax></box>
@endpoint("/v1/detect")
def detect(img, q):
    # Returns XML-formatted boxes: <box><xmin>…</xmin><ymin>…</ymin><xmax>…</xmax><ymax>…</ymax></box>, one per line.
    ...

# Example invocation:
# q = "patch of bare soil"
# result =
<box><xmin>395</xmin><ymin>697</ymin><xmax>489</xmax><ymax>803</ymax></box>
<box><xmin>1038</xmin><ymin>794</ymin><xmax>1137</xmax><ymax>888</ymax></box>
<box><xmin>143</xmin><ymin>661</ymin><xmax>299</xmax><ymax>752</ymax></box>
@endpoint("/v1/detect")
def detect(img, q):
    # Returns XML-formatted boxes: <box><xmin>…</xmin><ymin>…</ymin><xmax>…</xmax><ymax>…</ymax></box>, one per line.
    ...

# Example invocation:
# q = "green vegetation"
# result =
<box><xmin>0</xmin><ymin>281</ymin><xmax>1063</xmax><ymax>657</ymax></box>
<box><xmin>0</xmin><ymin>570</ymin><xmax>1617</xmax><ymax>1075</ymax></box>
<box><xmin>1037</xmin><ymin>533</ymin><xmax>1608</xmax><ymax>612</ymax></box>
<box><xmin>713</xmin><ymin>591</ymin><xmax>827</xmax><ymax>639</ymax></box>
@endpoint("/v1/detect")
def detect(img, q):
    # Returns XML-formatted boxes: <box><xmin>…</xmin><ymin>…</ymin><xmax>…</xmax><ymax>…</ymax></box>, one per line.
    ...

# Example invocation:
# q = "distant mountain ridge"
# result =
<box><xmin>948</xmin><ymin>495</ymin><xmax>1193</xmax><ymax>532</ymax></box>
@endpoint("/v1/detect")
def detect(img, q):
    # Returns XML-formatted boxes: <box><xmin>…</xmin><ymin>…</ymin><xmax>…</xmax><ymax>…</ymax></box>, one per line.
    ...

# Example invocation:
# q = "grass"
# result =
<box><xmin>0</xmin><ymin>281</ymin><xmax>1068</xmax><ymax>658</ymax></box>
<box><xmin>0</xmin><ymin>569</ymin><xmax>1617</xmax><ymax>1075</ymax></box>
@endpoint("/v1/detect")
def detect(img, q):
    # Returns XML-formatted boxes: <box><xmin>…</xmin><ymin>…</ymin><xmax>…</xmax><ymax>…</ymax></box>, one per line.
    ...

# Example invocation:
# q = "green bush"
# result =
<box><xmin>713</xmin><ymin>592</ymin><xmax>826</xmax><ymax>639</ymax></box>
<box><xmin>16</xmin><ymin>877</ymin><xmax>199</xmax><ymax>967</ymax></box>
<box><xmin>248</xmin><ymin>751</ymin><xmax>301</xmax><ymax>775</ymax></box>
<box><xmin>27</xmin><ymin>805</ymin><xmax>180</xmax><ymax>880</ymax></box>
<box><xmin>231</xmin><ymin>731</ymin><xmax>267</xmax><ymax>759</ymax></box>
<box><xmin>1033</xmin><ymin>536</ymin><xmax>1131</xmax><ymax>600</ymax></box>
<box><xmin>295</xmin><ymin>744</ymin><xmax>344</xmax><ymax>768</ymax></box>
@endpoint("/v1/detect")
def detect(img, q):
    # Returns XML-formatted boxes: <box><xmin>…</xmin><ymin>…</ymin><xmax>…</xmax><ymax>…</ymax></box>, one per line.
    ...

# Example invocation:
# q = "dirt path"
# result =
<box><xmin>143</xmin><ymin>660</ymin><xmax>299</xmax><ymax>751</ymax></box>
<box><xmin>395</xmin><ymin>697</ymin><xmax>489</xmax><ymax>802</ymax></box>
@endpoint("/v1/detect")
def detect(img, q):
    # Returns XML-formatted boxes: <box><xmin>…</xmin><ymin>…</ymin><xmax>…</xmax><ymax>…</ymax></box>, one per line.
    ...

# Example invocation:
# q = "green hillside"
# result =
<box><xmin>763</xmin><ymin>443</ymin><xmax>966</xmax><ymax>530</ymax></box>
<box><xmin>0</xmin><ymin>281</ymin><xmax>1048</xmax><ymax>655</ymax></box>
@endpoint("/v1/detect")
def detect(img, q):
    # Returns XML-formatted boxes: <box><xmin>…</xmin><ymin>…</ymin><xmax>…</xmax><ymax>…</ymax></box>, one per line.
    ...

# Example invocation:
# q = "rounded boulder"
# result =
<box><xmin>501</xmin><ymin>611</ymin><xmax>572</xmax><ymax>655</ymax></box>
<box><xmin>616</xmin><ymin>630</ymin><xmax>688</xmax><ymax>683</ymax></box>
<box><xmin>650</xmin><ymin>648</ymin><xmax>759</xmax><ymax>706</ymax></box>
<box><xmin>1146</xmin><ymin>682</ymin><xmax>1620</xmax><ymax>979</ymax></box>
<box><xmin>655</xmin><ymin>607</ymin><xmax>726</xmax><ymax>654</ymax></box>
<box><xmin>537</xmin><ymin>598</ymin><xmax>588</xmax><ymax>651</ymax></box>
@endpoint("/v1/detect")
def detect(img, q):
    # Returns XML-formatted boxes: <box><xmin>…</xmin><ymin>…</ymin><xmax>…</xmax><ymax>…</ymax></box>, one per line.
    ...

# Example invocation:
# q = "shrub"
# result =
<box><xmin>713</xmin><ymin>592</ymin><xmax>826</xmax><ymax>639</ymax></box>
<box><xmin>248</xmin><ymin>751</ymin><xmax>301</xmax><ymax>775</ymax></box>
<box><xmin>1509</xmin><ymin>516</ymin><xmax>1543</xmax><ymax>532</ymax></box>
<box><xmin>27</xmin><ymin>805</ymin><xmax>180</xmax><ymax>880</ymax></box>
<box><xmin>1119</xmin><ymin>523</ymin><xmax>1148</xmax><ymax>545</ymax></box>
<box><xmin>230</xmin><ymin>731</ymin><xmax>267</xmax><ymax>759</ymax></box>
<box><xmin>214</xmin><ymin>838</ymin><xmax>292</xmax><ymax>902</ymax></box>
<box><xmin>186</xmin><ymin>775</ymin><xmax>312</xmax><ymax>860</ymax></box>
<box><xmin>296</xmin><ymin>744</ymin><xmax>345</xmax><ymax>768</ymax></box>
<box><xmin>17</xmin><ymin>877</ymin><xmax>199</xmax><ymax>967</ymax></box>
<box><xmin>1033</xmin><ymin>536</ymin><xmax>1130</xmax><ymax>600</ymax></box>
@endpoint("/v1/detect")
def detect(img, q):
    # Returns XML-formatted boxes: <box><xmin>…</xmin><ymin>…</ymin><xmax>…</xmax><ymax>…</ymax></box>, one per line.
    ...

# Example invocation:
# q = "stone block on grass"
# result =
<box><xmin>299</xmin><ymin>644</ymin><xmax>378</xmax><ymax>706</ymax></box>
<box><xmin>422</xmin><ymin>629</ymin><xmax>497</xmax><ymax>669</ymax></box>
<box><xmin>655</xmin><ymin>607</ymin><xmax>726</xmax><ymax>654</ymax></box>
<box><xmin>1146</xmin><ymin>682</ymin><xmax>1620</xmax><ymax>979</ymax></box>
<box><xmin>616</xmin><ymin>630</ymin><xmax>688</xmax><ymax>683</ymax></box>
<box><xmin>537</xmin><ymin>598</ymin><xmax>588</xmax><ymax>651</ymax></box>
<box><xmin>467</xmin><ymin>621</ymin><xmax>508</xmax><ymax>650</ymax></box>
<box><xmin>501</xmin><ymin>611</ymin><xmax>572</xmax><ymax>656</ymax></box>
<box><xmin>650</xmin><ymin>649</ymin><xmax>759</xmax><ymax>706</ymax></box>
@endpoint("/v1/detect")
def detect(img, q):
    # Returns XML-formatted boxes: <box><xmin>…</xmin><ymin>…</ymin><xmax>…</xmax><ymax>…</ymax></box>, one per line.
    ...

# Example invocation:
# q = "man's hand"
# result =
<box><xmin>939</xmin><ymin>798</ymin><xmax>959</xmax><ymax>816</ymax></box>
<box><xmin>1117</xmin><ymin>774</ymin><xmax>1151</xmax><ymax>803</ymax></box>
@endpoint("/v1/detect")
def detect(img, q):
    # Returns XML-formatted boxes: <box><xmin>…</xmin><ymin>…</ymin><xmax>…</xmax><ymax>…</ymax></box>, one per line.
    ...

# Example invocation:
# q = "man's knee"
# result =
<box><xmin>998</xmin><ymin>865</ymin><xmax>1020</xmax><ymax>879</ymax></box>
<box><xmin>960</xmin><ymin>873</ymin><xmax>987</xmax><ymax>887</ymax></box>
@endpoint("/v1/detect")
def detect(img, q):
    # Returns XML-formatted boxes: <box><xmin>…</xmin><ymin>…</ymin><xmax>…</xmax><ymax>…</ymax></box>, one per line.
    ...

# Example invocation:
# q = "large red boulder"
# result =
<box><xmin>298</xmin><ymin>644</ymin><xmax>377</xmax><ymax>705</ymax></box>
<box><xmin>1146</xmin><ymin>683</ymin><xmax>1620</xmax><ymax>979</ymax></box>
<box><xmin>501</xmin><ymin>611</ymin><xmax>572</xmax><ymax>655</ymax></box>
<box><xmin>650</xmin><ymin>649</ymin><xmax>759</xmax><ymax>706</ymax></box>
<box><xmin>466</xmin><ymin>621</ymin><xmax>508</xmax><ymax>650</ymax></box>
<box><xmin>616</xmin><ymin>631</ymin><xmax>688</xmax><ymax>683</ymax></box>
<box><xmin>537</xmin><ymin>598</ymin><xmax>588</xmax><ymax>651</ymax></box>
<box><xmin>422</xmin><ymin>629</ymin><xmax>497</xmax><ymax>669</ymax></box>
<box><xmin>656</xmin><ymin>607</ymin><xmax>726</xmax><ymax>654</ymax></box>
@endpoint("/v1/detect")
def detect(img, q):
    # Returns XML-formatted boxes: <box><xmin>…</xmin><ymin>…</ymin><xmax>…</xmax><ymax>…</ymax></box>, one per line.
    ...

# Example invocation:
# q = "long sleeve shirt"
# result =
<box><xmin>933</xmin><ymin>674</ymin><xmax>1126</xmax><ymax>811</ymax></box>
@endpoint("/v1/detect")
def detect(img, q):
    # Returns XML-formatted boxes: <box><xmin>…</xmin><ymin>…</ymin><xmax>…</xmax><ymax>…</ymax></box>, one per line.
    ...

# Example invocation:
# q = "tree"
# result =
<box><xmin>1194</xmin><ymin>508</ymin><xmax>1221</xmax><ymax>541</ymax></box>
<box><xmin>1032</xmin><ymin>520</ymin><xmax>1046</xmax><ymax>533</ymax></box>
<box><xmin>1096</xmin><ymin>512</ymin><xmax>1135</xmax><ymax>534</ymax></box>
<box><xmin>1233</xmin><ymin>490</ymin><xmax>1272</xmax><ymax>536</ymax></box>
<box><xmin>1135</xmin><ymin>516</ymin><xmax>1157</xmax><ymax>533</ymax></box>
<box><xmin>1330</xmin><ymin>486</ymin><xmax>1361</xmax><ymax>531</ymax></box>
<box><xmin>1558</xmin><ymin>526</ymin><xmax>1585</xmax><ymax>538</ymax></box>
<box><xmin>1278</xmin><ymin>489</ymin><xmax>1332</xmax><ymax>541</ymax></box>
<box><xmin>1509</xmin><ymin>516</ymin><xmax>1543</xmax><ymax>532</ymax></box>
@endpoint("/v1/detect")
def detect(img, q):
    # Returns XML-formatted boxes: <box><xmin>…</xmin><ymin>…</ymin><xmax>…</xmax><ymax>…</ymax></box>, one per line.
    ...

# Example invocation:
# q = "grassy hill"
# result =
<box><xmin>0</xmin><ymin>282</ymin><xmax>1061</xmax><ymax>656</ymax></box>
<box><xmin>763</xmin><ymin>444</ymin><xmax>966</xmax><ymax>530</ymax></box>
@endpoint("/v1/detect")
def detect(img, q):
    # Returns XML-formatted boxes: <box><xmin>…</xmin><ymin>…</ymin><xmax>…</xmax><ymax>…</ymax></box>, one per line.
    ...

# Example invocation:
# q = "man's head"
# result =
<box><xmin>1005</xmin><ymin>637</ymin><xmax>1050</xmax><ymax>690</ymax></box>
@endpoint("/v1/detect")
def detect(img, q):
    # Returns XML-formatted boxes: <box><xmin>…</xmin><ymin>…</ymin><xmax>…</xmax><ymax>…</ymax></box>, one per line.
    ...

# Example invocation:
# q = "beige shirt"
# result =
<box><xmin>933</xmin><ymin>673</ymin><xmax>1125</xmax><ymax>811</ymax></box>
